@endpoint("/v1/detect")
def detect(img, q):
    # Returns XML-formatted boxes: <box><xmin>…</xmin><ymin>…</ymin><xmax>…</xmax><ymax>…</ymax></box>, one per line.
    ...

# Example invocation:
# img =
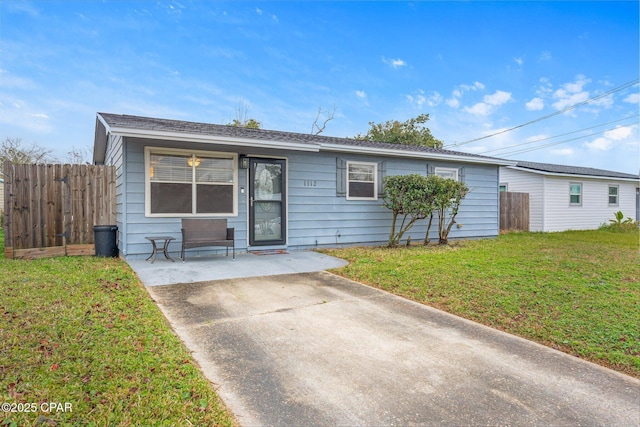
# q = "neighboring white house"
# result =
<box><xmin>500</xmin><ymin>161</ymin><xmax>639</xmax><ymax>232</ymax></box>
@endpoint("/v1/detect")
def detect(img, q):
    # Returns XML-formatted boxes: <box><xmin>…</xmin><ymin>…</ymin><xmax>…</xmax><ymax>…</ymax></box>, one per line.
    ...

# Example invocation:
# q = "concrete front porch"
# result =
<box><xmin>126</xmin><ymin>250</ymin><xmax>348</xmax><ymax>286</ymax></box>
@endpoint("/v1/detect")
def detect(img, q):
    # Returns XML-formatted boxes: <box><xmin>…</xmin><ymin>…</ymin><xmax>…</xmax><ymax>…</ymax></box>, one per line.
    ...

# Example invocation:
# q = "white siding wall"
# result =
<box><xmin>499</xmin><ymin>168</ymin><xmax>545</xmax><ymax>231</ymax></box>
<box><xmin>543</xmin><ymin>177</ymin><xmax>637</xmax><ymax>231</ymax></box>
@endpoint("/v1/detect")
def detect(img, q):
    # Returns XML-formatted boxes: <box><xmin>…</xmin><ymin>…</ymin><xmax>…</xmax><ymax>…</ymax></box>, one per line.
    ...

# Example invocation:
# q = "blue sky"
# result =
<box><xmin>1</xmin><ymin>1</ymin><xmax>638</xmax><ymax>173</ymax></box>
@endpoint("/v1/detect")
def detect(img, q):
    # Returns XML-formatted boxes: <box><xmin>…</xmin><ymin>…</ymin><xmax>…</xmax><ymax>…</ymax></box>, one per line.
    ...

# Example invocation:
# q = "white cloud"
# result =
<box><xmin>256</xmin><ymin>8</ymin><xmax>263</xmax><ymax>15</ymax></box>
<box><xmin>526</xmin><ymin>97</ymin><xmax>544</xmax><ymax>111</ymax></box>
<box><xmin>382</xmin><ymin>57</ymin><xmax>407</xmax><ymax>68</ymax></box>
<box><xmin>464</xmin><ymin>102</ymin><xmax>492</xmax><ymax>116</ymax></box>
<box><xmin>605</xmin><ymin>125</ymin><xmax>633</xmax><ymax>141</ymax></box>
<box><xmin>552</xmin><ymin>75</ymin><xmax>591</xmax><ymax>110</ymax></box>
<box><xmin>539</xmin><ymin>51</ymin><xmax>552</xmax><ymax>61</ymax></box>
<box><xmin>624</xmin><ymin>93</ymin><xmax>639</xmax><ymax>104</ymax></box>
<box><xmin>271</xmin><ymin>14</ymin><xmax>279</xmax><ymax>23</ymax></box>
<box><xmin>463</xmin><ymin>90</ymin><xmax>511</xmax><ymax>116</ymax></box>
<box><xmin>590</xmin><ymin>94</ymin><xmax>614</xmax><ymax>109</ymax></box>
<box><xmin>446</xmin><ymin>81</ymin><xmax>485</xmax><ymax>109</ymax></box>
<box><xmin>446</xmin><ymin>98</ymin><xmax>460</xmax><ymax>108</ymax></box>
<box><xmin>514</xmin><ymin>57</ymin><xmax>524</xmax><ymax>66</ymax></box>
<box><xmin>484</xmin><ymin>90</ymin><xmax>511</xmax><ymax>106</ymax></box>
<box><xmin>550</xmin><ymin>148</ymin><xmax>574</xmax><ymax>156</ymax></box>
<box><xmin>584</xmin><ymin>137</ymin><xmax>613</xmax><ymax>151</ymax></box>
<box><xmin>427</xmin><ymin>91</ymin><xmax>442</xmax><ymax>107</ymax></box>
<box><xmin>355</xmin><ymin>90</ymin><xmax>366</xmax><ymax>98</ymax></box>
<box><xmin>584</xmin><ymin>125</ymin><xmax>634</xmax><ymax>151</ymax></box>
<box><xmin>165</xmin><ymin>1</ymin><xmax>184</xmax><ymax>15</ymax></box>
<box><xmin>406</xmin><ymin>92</ymin><xmax>424</xmax><ymax>106</ymax></box>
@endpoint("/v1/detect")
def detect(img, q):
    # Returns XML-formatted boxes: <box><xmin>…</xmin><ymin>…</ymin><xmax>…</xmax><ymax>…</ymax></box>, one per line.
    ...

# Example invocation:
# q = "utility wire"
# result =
<box><xmin>478</xmin><ymin>114</ymin><xmax>639</xmax><ymax>155</ymax></box>
<box><xmin>496</xmin><ymin>124</ymin><xmax>625</xmax><ymax>157</ymax></box>
<box><xmin>444</xmin><ymin>78</ymin><xmax>639</xmax><ymax>149</ymax></box>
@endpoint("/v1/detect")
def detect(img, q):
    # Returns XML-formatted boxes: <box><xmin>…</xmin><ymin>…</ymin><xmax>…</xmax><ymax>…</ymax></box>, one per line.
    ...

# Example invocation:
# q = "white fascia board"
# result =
<box><xmin>108</xmin><ymin>128</ymin><xmax>321</xmax><ymax>152</ymax></box>
<box><xmin>93</xmin><ymin>114</ymin><xmax>110</xmax><ymax>164</ymax></box>
<box><xmin>507</xmin><ymin>166</ymin><xmax>640</xmax><ymax>183</ymax></box>
<box><xmin>319</xmin><ymin>143</ymin><xmax>516</xmax><ymax>166</ymax></box>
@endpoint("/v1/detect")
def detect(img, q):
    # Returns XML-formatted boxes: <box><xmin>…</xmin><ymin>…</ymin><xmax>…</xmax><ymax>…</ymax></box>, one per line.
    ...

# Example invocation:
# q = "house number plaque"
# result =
<box><xmin>303</xmin><ymin>180</ymin><xmax>317</xmax><ymax>187</ymax></box>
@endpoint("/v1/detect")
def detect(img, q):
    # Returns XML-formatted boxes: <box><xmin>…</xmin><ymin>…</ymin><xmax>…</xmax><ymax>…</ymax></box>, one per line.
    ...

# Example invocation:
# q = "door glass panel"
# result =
<box><xmin>254</xmin><ymin>163</ymin><xmax>282</xmax><ymax>201</ymax></box>
<box><xmin>254</xmin><ymin>201</ymin><xmax>282</xmax><ymax>241</ymax></box>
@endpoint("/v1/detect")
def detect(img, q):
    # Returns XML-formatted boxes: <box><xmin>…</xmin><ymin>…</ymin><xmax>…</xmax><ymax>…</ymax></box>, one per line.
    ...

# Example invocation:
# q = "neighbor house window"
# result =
<box><xmin>146</xmin><ymin>148</ymin><xmax>237</xmax><ymax>216</ymax></box>
<box><xmin>569</xmin><ymin>182</ymin><xmax>582</xmax><ymax>206</ymax></box>
<box><xmin>346</xmin><ymin>161</ymin><xmax>377</xmax><ymax>200</ymax></box>
<box><xmin>608</xmin><ymin>185</ymin><xmax>619</xmax><ymax>206</ymax></box>
<box><xmin>435</xmin><ymin>167</ymin><xmax>459</xmax><ymax>181</ymax></box>
<box><xmin>499</xmin><ymin>184</ymin><xmax>508</xmax><ymax>192</ymax></box>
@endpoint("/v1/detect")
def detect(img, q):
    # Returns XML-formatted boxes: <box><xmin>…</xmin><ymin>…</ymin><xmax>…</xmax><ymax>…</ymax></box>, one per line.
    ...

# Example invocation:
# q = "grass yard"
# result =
<box><xmin>324</xmin><ymin>228</ymin><xmax>640</xmax><ymax>378</ymax></box>
<box><xmin>0</xmin><ymin>232</ymin><xmax>236</xmax><ymax>427</ymax></box>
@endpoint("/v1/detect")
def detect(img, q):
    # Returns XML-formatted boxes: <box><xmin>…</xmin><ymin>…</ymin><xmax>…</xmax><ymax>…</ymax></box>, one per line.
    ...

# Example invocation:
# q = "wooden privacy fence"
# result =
<box><xmin>3</xmin><ymin>162</ymin><xmax>116</xmax><ymax>259</ymax></box>
<box><xmin>500</xmin><ymin>191</ymin><xmax>530</xmax><ymax>232</ymax></box>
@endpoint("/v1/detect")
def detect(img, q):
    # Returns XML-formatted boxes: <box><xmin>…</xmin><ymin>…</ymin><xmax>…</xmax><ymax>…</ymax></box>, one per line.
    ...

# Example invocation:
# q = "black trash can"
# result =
<box><xmin>94</xmin><ymin>225</ymin><xmax>118</xmax><ymax>257</ymax></box>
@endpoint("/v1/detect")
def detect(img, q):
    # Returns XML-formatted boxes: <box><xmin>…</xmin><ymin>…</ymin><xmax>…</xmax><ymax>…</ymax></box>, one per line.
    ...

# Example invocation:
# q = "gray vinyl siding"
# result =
<box><xmin>111</xmin><ymin>138</ymin><xmax>500</xmax><ymax>259</ymax></box>
<box><xmin>282</xmin><ymin>152</ymin><xmax>498</xmax><ymax>250</ymax></box>
<box><xmin>104</xmin><ymin>135</ymin><xmax>125</xmax><ymax>253</ymax></box>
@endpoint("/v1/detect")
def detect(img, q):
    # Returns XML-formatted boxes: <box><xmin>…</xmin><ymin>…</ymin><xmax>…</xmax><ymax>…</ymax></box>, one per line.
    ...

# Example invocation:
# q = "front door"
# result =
<box><xmin>249</xmin><ymin>158</ymin><xmax>286</xmax><ymax>246</ymax></box>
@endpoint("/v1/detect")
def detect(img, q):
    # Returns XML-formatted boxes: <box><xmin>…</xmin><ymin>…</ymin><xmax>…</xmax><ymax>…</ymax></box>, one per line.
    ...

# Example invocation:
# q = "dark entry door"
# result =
<box><xmin>249</xmin><ymin>158</ymin><xmax>286</xmax><ymax>246</ymax></box>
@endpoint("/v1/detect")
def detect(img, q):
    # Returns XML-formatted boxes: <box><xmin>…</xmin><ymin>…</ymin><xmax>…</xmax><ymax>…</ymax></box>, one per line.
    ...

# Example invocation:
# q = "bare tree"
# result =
<box><xmin>0</xmin><ymin>137</ymin><xmax>56</xmax><ymax>177</ymax></box>
<box><xmin>66</xmin><ymin>145</ymin><xmax>93</xmax><ymax>164</ymax></box>
<box><xmin>227</xmin><ymin>98</ymin><xmax>261</xmax><ymax>129</ymax></box>
<box><xmin>311</xmin><ymin>105</ymin><xmax>336</xmax><ymax>135</ymax></box>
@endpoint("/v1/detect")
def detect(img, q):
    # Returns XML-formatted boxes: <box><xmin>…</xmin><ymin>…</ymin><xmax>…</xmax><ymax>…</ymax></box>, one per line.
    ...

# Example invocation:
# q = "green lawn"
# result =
<box><xmin>324</xmin><ymin>228</ymin><xmax>640</xmax><ymax>378</ymax></box>
<box><xmin>0</xmin><ymin>232</ymin><xmax>236</xmax><ymax>427</ymax></box>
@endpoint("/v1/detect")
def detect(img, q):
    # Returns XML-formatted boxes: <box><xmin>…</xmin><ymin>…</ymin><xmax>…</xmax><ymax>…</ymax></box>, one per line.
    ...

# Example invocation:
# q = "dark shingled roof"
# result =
<box><xmin>514</xmin><ymin>161</ymin><xmax>639</xmax><ymax>180</ymax></box>
<box><xmin>98</xmin><ymin>112</ymin><xmax>507</xmax><ymax>162</ymax></box>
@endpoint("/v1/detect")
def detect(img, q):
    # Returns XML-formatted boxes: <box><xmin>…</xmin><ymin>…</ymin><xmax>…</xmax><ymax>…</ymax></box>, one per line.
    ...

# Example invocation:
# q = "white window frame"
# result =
<box><xmin>499</xmin><ymin>183</ymin><xmax>508</xmax><ymax>192</ymax></box>
<box><xmin>435</xmin><ymin>167</ymin><xmax>459</xmax><ymax>181</ymax></box>
<box><xmin>145</xmin><ymin>147</ymin><xmax>238</xmax><ymax>217</ymax></box>
<box><xmin>608</xmin><ymin>185</ymin><xmax>619</xmax><ymax>206</ymax></box>
<box><xmin>569</xmin><ymin>182</ymin><xmax>582</xmax><ymax>206</ymax></box>
<box><xmin>346</xmin><ymin>161</ymin><xmax>378</xmax><ymax>200</ymax></box>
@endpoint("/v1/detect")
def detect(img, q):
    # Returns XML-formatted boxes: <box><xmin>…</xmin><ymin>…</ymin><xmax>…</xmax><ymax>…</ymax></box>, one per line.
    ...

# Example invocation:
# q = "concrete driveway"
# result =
<box><xmin>147</xmin><ymin>272</ymin><xmax>640</xmax><ymax>426</ymax></box>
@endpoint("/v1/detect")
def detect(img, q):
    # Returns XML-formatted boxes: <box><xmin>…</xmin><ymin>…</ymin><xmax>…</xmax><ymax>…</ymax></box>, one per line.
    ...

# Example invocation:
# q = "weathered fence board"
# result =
<box><xmin>3</xmin><ymin>162</ymin><xmax>116</xmax><ymax>259</ymax></box>
<box><xmin>500</xmin><ymin>191</ymin><xmax>530</xmax><ymax>232</ymax></box>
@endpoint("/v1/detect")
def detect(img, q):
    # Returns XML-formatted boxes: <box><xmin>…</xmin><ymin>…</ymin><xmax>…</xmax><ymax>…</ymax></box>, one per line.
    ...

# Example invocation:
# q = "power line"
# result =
<box><xmin>478</xmin><ymin>115</ymin><xmax>639</xmax><ymax>155</ymax></box>
<box><xmin>495</xmin><ymin>124</ymin><xmax>627</xmax><ymax>157</ymax></box>
<box><xmin>444</xmin><ymin>78</ymin><xmax>639</xmax><ymax>149</ymax></box>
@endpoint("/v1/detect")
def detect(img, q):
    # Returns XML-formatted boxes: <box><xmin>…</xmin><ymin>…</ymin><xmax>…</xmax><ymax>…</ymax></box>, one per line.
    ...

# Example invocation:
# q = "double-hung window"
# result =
<box><xmin>435</xmin><ymin>167</ymin><xmax>459</xmax><ymax>181</ymax></box>
<box><xmin>608</xmin><ymin>186</ymin><xmax>619</xmax><ymax>206</ymax></box>
<box><xmin>346</xmin><ymin>161</ymin><xmax>377</xmax><ymax>200</ymax></box>
<box><xmin>569</xmin><ymin>182</ymin><xmax>582</xmax><ymax>206</ymax></box>
<box><xmin>146</xmin><ymin>148</ymin><xmax>237</xmax><ymax>216</ymax></box>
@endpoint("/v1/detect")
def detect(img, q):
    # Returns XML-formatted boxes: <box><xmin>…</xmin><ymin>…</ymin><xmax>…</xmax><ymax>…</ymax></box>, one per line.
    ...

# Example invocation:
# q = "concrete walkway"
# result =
<box><xmin>147</xmin><ymin>271</ymin><xmax>640</xmax><ymax>427</ymax></box>
<box><xmin>127</xmin><ymin>250</ymin><xmax>348</xmax><ymax>286</ymax></box>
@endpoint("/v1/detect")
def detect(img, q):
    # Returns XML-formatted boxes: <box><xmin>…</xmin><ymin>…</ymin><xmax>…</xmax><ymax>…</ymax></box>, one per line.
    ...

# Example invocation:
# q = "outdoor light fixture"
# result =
<box><xmin>187</xmin><ymin>156</ymin><xmax>201</xmax><ymax>167</ymax></box>
<box><xmin>239</xmin><ymin>155</ymin><xmax>250</xmax><ymax>169</ymax></box>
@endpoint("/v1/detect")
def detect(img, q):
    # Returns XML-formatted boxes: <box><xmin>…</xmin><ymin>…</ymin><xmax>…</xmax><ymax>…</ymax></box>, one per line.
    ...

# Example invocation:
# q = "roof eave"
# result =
<box><xmin>106</xmin><ymin>127</ymin><xmax>321</xmax><ymax>153</ymax></box>
<box><xmin>319</xmin><ymin>143</ymin><xmax>516</xmax><ymax>166</ymax></box>
<box><xmin>506</xmin><ymin>166</ymin><xmax>640</xmax><ymax>182</ymax></box>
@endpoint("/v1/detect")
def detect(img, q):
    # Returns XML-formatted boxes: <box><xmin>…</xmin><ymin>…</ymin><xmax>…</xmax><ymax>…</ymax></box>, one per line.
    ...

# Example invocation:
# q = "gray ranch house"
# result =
<box><xmin>93</xmin><ymin>113</ymin><xmax>513</xmax><ymax>260</ymax></box>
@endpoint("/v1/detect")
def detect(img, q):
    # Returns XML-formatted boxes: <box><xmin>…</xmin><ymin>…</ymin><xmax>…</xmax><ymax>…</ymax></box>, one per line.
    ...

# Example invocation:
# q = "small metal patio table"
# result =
<box><xmin>145</xmin><ymin>236</ymin><xmax>176</xmax><ymax>263</ymax></box>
